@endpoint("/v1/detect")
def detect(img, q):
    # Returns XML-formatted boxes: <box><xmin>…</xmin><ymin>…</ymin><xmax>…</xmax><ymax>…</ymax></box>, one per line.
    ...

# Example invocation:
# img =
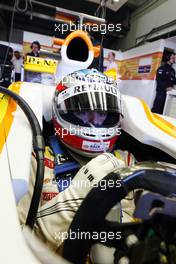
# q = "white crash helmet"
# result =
<box><xmin>52</xmin><ymin>69</ymin><xmax>123</xmax><ymax>157</ymax></box>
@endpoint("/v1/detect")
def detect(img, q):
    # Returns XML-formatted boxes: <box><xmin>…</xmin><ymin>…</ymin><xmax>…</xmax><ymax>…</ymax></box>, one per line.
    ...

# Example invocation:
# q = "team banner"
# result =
<box><xmin>24</xmin><ymin>56</ymin><xmax>58</xmax><ymax>74</ymax></box>
<box><xmin>119</xmin><ymin>52</ymin><xmax>163</xmax><ymax>80</ymax></box>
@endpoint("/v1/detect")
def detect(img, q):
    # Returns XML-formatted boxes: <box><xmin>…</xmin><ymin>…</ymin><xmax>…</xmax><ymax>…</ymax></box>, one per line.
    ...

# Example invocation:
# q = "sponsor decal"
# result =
<box><xmin>44</xmin><ymin>158</ymin><xmax>54</xmax><ymax>169</ymax></box>
<box><xmin>43</xmin><ymin>178</ymin><xmax>51</xmax><ymax>184</ymax></box>
<box><xmin>138</xmin><ymin>65</ymin><xmax>151</xmax><ymax>73</ymax></box>
<box><xmin>55</xmin><ymin>153</ymin><xmax>69</xmax><ymax>165</ymax></box>
<box><xmin>82</xmin><ymin>140</ymin><xmax>110</xmax><ymax>151</ymax></box>
<box><xmin>42</xmin><ymin>192</ymin><xmax>58</xmax><ymax>201</ymax></box>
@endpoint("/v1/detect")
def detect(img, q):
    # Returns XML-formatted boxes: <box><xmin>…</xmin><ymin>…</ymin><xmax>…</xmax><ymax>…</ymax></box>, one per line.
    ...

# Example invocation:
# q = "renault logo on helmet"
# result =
<box><xmin>74</xmin><ymin>83</ymin><xmax>118</xmax><ymax>96</ymax></box>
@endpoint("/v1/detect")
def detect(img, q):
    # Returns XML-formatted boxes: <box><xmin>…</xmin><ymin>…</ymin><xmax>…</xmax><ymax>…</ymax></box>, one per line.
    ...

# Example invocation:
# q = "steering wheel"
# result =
<box><xmin>63</xmin><ymin>168</ymin><xmax>176</xmax><ymax>264</ymax></box>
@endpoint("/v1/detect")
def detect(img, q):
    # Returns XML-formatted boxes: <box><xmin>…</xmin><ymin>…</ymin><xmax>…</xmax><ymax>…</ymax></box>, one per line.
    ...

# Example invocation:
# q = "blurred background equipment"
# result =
<box><xmin>0</xmin><ymin>44</ymin><xmax>13</xmax><ymax>87</ymax></box>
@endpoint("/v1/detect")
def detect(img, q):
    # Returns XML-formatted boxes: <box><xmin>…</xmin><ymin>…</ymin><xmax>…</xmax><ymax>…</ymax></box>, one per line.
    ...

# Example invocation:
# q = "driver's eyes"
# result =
<box><xmin>99</xmin><ymin>113</ymin><xmax>106</xmax><ymax>116</ymax></box>
<box><xmin>76</xmin><ymin>111</ymin><xmax>107</xmax><ymax>117</ymax></box>
<box><xmin>75</xmin><ymin>112</ymin><xmax>85</xmax><ymax>116</ymax></box>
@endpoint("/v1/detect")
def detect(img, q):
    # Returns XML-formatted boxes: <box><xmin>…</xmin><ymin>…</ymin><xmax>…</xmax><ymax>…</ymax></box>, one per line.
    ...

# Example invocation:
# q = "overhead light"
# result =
<box><xmin>113</xmin><ymin>0</ymin><xmax>120</xmax><ymax>2</ymax></box>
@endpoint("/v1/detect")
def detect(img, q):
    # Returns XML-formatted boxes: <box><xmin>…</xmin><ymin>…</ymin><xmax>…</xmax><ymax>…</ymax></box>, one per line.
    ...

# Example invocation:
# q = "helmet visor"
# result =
<box><xmin>53</xmin><ymin>83</ymin><xmax>123</xmax><ymax>128</ymax></box>
<box><xmin>55</xmin><ymin>83</ymin><xmax>123</xmax><ymax>114</ymax></box>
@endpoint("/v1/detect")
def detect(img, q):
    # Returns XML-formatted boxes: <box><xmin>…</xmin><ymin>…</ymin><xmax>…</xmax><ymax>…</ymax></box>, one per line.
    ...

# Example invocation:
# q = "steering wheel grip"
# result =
<box><xmin>63</xmin><ymin>169</ymin><xmax>176</xmax><ymax>264</ymax></box>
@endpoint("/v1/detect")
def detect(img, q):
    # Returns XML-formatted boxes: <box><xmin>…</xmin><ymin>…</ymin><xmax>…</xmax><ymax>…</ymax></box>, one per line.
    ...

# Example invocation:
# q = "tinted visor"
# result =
<box><xmin>59</xmin><ymin>111</ymin><xmax>121</xmax><ymax>128</ymax></box>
